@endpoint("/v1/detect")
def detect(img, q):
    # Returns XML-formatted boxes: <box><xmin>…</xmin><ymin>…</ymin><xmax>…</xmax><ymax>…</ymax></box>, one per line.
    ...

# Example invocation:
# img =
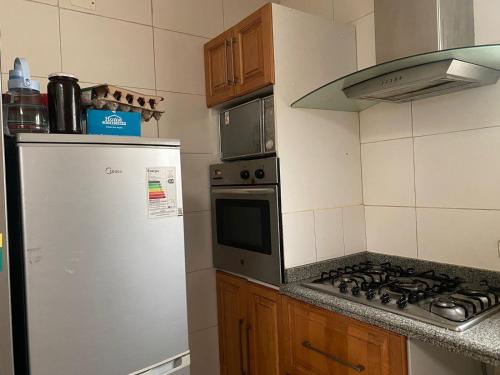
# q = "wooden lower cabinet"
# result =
<box><xmin>216</xmin><ymin>272</ymin><xmax>407</xmax><ymax>375</ymax></box>
<box><xmin>280</xmin><ymin>297</ymin><xmax>408</xmax><ymax>375</ymax></box>
<box><xmin>216</xmin><ymin>271</ymin><xmax>248</xmax><ymax>375</ymax></box>
<box><xmin>247</xmin><ymin>282</ymin><xmax>281</xmax><ymax>375</ymax></box>
<box><xmin>216</xmin><ymin>271</ymin><xmax>280</xmax><ymax>375</ymax></box>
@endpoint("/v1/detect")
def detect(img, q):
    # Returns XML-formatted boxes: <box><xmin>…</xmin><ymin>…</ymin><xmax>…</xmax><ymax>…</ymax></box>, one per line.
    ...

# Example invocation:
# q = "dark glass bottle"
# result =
<box><xmin>47</xmin><ymin>73</ymin><xmax>82</xmax><ymax>134</ymax></box>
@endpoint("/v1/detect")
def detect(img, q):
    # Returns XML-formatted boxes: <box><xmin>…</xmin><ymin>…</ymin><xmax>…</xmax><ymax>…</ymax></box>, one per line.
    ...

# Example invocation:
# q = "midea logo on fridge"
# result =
<box><xmin>103</xmin><ymin>114</ymin><xmax>126</xmax><ymax>126</ymax></box>
<box><xmin>105</xmin><ymin>167</ymin><xmax>123</xmax><ymax>175</ymax></box>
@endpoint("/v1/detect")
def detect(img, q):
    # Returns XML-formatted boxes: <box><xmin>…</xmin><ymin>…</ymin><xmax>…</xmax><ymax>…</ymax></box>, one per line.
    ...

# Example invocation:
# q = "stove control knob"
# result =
<box><xmin>408</xmin><ymin>293</ymin><xmax>419</xmax><ymax>304</ymax></box>
<box><xmin>240</xmin><ymin>170</ymin><xmax>250</xmax><ymax>180</ymax></box>
<box><xmin>397</xmin><ymin>297</ymin><xmax>408</xmax><ymax>309</ymax></box>
<box><xmin>351</xmin><ymin>286</ymin><xmax>361</xmax><ymax>296</ymax></box>
<box><xmin>366</xmin><ymin>289</ymin><xmax>375</xmax><ymax>300</ymax></box>
<box><xmin>254</xmin><ymin>169</ymin><xmax>265</xmax><ymax>179</ymax></box>
<box><xmin>339</xmin><ymin>282</ymin><xmax>348</xmax><ymax>294</ymax></box>
<box><xmin>380</xmin><ymin>293</ymin><xmax>391</xmax><ymax>304</ymax></box>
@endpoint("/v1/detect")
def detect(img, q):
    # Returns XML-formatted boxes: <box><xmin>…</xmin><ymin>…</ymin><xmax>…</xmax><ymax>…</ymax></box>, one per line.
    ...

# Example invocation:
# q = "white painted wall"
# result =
<box><xmin>272</xmin><ymin>4</ymin><xmax>366</xmax><ymax>269</ymax></box>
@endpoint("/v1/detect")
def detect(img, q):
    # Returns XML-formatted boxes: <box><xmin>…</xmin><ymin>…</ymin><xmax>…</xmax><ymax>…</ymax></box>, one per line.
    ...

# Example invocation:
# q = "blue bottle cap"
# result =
<box><xmin>8</xmin><ymin>57</ymin><xmax>40</xmax><ymax>92</ymax></box>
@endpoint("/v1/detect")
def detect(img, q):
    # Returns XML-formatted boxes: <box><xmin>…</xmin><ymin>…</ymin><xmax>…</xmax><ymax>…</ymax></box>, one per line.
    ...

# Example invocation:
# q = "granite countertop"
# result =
<box><xmin>281</xmin><ymin>252</ymin><xmax>500</xmax><ymax>367</ymax></box>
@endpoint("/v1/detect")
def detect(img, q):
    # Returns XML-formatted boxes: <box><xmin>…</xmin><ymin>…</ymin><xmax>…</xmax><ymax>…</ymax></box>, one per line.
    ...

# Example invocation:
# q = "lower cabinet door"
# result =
<box><xmin>216</xmin><ymin>272</ymin><xmax>248</xmax><ymax>375</ymax></box>
<box><xmin>247</xmin><ymin>283</ymin><xmax>281</xmax><ymax>375</ymax></box>
<box><xmin>281</xmin><ymin>297</ymin><xmax>408</xmax><ymax>375</ymax></box>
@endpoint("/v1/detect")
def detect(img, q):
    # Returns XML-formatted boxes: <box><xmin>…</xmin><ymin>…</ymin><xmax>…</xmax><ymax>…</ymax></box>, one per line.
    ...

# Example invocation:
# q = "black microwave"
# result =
<box><xmin>219</xmin><ymin>95</ymin><xmax>275</xmax><ymax>161</ymax></box>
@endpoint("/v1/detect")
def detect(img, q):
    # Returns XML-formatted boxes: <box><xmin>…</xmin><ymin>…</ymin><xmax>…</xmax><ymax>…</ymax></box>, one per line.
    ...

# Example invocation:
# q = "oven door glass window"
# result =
<box><xmin>215</xmin><ymin>199</ymin><xmax>272</xmax><ymax>255</ymax></box>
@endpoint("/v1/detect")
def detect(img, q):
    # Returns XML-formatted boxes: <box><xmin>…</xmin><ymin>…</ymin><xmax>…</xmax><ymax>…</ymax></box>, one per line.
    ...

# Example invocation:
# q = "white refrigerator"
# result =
<box><xmin>0</xmin><ymin>134</ymin><xmax>190</xmax><ymax>375</ymax></box>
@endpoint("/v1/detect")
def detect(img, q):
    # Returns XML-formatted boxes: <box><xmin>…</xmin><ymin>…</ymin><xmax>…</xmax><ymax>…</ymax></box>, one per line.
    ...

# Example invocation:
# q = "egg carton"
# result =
<box><xmin>81</xmin><ymin>84</ymin><xmax>164</xmax><ymax>122</ymax></box>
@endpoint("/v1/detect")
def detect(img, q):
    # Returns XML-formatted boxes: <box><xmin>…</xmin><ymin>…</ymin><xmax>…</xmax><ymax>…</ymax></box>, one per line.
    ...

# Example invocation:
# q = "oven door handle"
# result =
<box><xmin>211</xmin><ymin>188</ymin><xmax>276</xmax><ymax>195</ymax></box>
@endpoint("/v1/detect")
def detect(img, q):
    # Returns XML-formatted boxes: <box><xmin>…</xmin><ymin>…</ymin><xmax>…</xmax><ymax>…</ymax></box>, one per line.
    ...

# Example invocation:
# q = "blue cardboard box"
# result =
<box><xmin>86</xmin><ymin>109</ymin><xmax>141</xmax><ymax>136</ymax></box>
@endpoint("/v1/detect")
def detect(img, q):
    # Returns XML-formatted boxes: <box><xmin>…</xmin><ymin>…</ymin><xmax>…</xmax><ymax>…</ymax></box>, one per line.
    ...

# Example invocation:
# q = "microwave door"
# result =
<box><xmin>220</xmin><ymin>99</ymin><xmax>262</xmax><ymax>160</ymax></box>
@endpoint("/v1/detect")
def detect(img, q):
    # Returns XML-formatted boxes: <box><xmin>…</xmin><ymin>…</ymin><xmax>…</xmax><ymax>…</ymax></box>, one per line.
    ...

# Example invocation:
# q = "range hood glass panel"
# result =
<box><xmin>291</xmin><ymin>44</ymin><xmax>500</xmax><ymax>112</ymax></box>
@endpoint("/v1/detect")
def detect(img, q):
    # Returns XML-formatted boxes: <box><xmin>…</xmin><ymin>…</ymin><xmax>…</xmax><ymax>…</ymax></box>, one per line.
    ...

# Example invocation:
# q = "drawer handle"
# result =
<box><xmin>302</xmin><ymin>341</ymin><xmax>365</xmax><ymax>372</ymax></box>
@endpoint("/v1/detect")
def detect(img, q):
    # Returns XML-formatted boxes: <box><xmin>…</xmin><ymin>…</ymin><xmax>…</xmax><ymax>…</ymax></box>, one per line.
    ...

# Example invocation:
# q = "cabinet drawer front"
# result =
<box><xmin>282</xmin><ymin>298</ymin><xmax>407</xmax><ymax>375</ymax></box>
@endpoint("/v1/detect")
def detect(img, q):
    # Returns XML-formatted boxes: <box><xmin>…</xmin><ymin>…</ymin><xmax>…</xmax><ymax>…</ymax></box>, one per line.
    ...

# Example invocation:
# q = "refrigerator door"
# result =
<box><xmin>16</xmin><ymin>141</ymin><xmax>188</xmax><ymax>375</ymax></box>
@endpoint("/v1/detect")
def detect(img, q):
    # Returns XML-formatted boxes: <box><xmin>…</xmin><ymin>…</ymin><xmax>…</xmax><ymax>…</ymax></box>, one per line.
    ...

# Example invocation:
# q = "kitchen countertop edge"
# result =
<box><xmin>280</xmin><ymin>283</ymin><xmax>500</xmax><ymax>367</ymax></box>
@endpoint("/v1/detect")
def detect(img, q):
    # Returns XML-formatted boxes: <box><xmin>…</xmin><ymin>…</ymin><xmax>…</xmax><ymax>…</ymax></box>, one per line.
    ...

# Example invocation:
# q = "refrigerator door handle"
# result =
<box><xmin>130</xmin><ymin>352</ymin><xmax>190</xmax><ymax>375</ymax></box>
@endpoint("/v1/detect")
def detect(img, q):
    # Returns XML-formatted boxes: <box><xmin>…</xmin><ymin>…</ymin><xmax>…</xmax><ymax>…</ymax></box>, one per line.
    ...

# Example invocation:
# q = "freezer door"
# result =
<box><xmin>17</xmin><ymin>143</ymin><xmax>188</xmax><ymax>375</ymax></box>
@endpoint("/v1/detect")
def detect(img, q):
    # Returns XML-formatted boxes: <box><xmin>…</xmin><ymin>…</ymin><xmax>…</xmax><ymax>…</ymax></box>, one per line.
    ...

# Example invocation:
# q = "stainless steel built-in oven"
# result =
<box><xmin>219</xmin><ymin>95</ymin><xmax>275</xmax><ymax>161</ymax></box>
<box><xmin>210</xmin><ymin>157</ymin><xmax>282</xmax><ymax>286</ymax></box>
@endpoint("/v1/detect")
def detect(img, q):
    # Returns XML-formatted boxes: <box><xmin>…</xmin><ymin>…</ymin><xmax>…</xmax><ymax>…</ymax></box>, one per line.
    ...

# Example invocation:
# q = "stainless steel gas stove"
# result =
<box><xmin>302</xmin><ymin>262</ymin><xmax>500</xmax><ymax>331</ymax></box>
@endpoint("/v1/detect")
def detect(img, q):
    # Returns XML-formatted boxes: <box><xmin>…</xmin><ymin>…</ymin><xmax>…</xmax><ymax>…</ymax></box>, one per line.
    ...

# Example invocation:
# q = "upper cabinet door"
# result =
<box><xmin>204</xmin><ymin>30</ymin><xmax>236</xmax><ymax>107</ymax></box>
<box><xmin>233</xmin><ymin>3</ymin><xmax>274</xmax><ymax>96</ymax></box>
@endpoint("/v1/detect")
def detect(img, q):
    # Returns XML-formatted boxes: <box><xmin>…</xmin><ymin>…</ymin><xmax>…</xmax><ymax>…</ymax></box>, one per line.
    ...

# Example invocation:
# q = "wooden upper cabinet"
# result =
<box><xmin>281</xmin><ymin>297</ymin><xmax>408</xmax><ymax>375</ymax></box>
<box><xmin>204</xmin><ymin>30</ymin><xmax>236</xmax><ymax>107</ymax></box>
<box><xmin>233</xmin><ymin>3</ymin><xmax>274</xmax><ymax>96</ymax></box>
<box><xmin>216</xmin><ymin>272</ymin><xmax>248</xmax><ymax>375</ymax></box>
<box><xmin>247</xmin><ymin>282</ymin><xmax>280</xmax><ymax>375</ymax></box>
<box><xmin>204</xmin><ymin>3</ymin><xmax>275</xmax><ymax>107</ymax></box>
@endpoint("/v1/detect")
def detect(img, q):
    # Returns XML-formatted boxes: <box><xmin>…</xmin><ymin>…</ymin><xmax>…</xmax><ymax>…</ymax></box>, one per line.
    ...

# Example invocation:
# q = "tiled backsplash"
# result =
<box><xmin>352</xmin><ymin>0</ymin><xmax>500</xmax><ymax>273</ymax></box>
<box><xmin>360</xmin><ymin>84</ymin><xmax>500</xmax><ymax>272</ymax></box>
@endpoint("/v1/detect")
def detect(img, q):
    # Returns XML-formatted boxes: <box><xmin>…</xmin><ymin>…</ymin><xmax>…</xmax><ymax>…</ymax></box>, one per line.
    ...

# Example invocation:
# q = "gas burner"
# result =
<box><xmin>392</xmin><ymin>278</ymin><xmax>429</xmax><ymax>293</ymax></box>
<box><xmin>430</xmin><ymin>298</ymin><xmax>468</xmax><ymax>322</ymax></box>
<box><xmin>304</xmin><ymin>261</ymin><xmax>500</xmax><ymax>331</ymax></box>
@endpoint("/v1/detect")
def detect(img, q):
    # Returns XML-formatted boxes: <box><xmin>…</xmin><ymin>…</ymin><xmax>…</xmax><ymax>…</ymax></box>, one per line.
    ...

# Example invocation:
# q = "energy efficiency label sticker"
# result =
<box><xmin>147</xmin><ymin>167</ymin><xmax>177</xmax><ymax>219</ymax></box>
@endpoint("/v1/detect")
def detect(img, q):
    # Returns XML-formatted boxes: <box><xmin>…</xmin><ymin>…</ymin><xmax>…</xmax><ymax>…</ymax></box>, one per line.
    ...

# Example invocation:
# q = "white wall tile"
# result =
<box><xmin>365</xmin><ymin>206</ymin><xmax>417</xmax><ymax>257</ymax></box>
<box><xmin>278</xmin><ymin>0</ymin><xmax>334</xmax><ymax>20</ymax></box>
<box><xmin>157</xmin><ymin>92</ymin><xmax>219</xmax><ymax>154</ymax></box>
<box><xmin>60</xmin><ymin>9</ymin><xmax>155</xmax><ymax>89</ymax></box>
<box><xmin>222</xmin><ymin>0</ymin><xmax>269</xmax><ymax>29</ymax></box>
<box><xmin>343</xmin><ymin>205</ymin><xmax>366</xmax><ymax>254</ymax></box>
<box><xmin>27</xmin><ymin>0</ymin><xmax>58</xmax><ymax>6</ymax></box>
<box><xmin>361</xmin><ymin>138</ymin><xmax>415</xmax><ymax>206</ymax></box>
<box><xmin>152</xmin><ymin>0</ymin><xmax>223</xmax><ymax>38</ymax></box>
<box><xmin>277</xmin><ymin>104</ymin><xmax>362</xmax><ymax>213</ymax></box>
<box><xmin>186</xmin><ymin>269</ymin><xmax>218</xmax><ymax>333</ymax></box>
<box><xmin>314</xmin><ymin>208</ymin><xmax>344</xmax><ymax>261</ymax></box>
<box><xmin>141</xmin><ymin>120</ymin><xmax>159</xmax><ymax>138</ymax></box>
<box><xmin>282</xmin><ymin>211</ymin><xmax>316</xmax><ymax>268</ymax></box>
<box><xmin>417</xmin><ymin>208</ymin><xmax>500</xmax><ymax>271</ymax></box>
<box><xmin>412</xmin><ymin>82</ymin><xmax>500</xmax><ymax>136</ymax></box>
<box><xmin>0</xmin><ymin>0</ymin><xmax>61</xmax><ymax>77</ymax></box>
<box><xmin>189</xmin><ymin>326</ymin><xmax>220</xmax><ymax>375</ymax></box>
<box><xmin>184</xmin><ymin>211</ymin><xmax>213</xmax><ymax>273</ymax></box>
<box><xmin>414</xmin><ymin>127</ymin><xmax>500</xmax><ymax>209</ymax></box>
<box><xmin>333</xmin><ymin>0</ymin><xmax>373</xmax><ymax>24</ymax></box>
<box><xmin>474</xmin><ymin>0</ymin><xmax>500</xmax><ymax>45</ymax></box>
<box><xmin>181</xmin><ymin>153</ymin><xmax>214</xmax><ymax>213</ymax></box>
<box><xmin>59</xmin><ymin>0</ymin><xmax>152</xmax><ymax>25</ymax></box>
<box><xmin>354</xmin><ymin>13</ymin><xmax>375</xmax><ymax>70</ymax></box>
<box><xmin>360</xmin><ymin>102</ymin><xmax>412</xmax><ymax>143</ymax></box>
<box><xmin>154</xmin><ymin>29</ymin><xmax>207</xmax><ymax>95</ymax></box>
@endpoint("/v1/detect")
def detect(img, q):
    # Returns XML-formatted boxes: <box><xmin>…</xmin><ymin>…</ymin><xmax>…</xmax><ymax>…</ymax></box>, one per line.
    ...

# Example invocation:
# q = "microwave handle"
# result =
<box><xmin>211</xmin><ymin>188</ymin><xmax>275</xmax><ymax>195</ymax></box>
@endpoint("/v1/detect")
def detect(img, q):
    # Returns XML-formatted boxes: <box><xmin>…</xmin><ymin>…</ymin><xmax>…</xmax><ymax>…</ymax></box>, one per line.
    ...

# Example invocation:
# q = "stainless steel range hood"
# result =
<box><xmin>343</xmin><ymin>59</ymin><xmax>500</xmax><ymax>103</ymax></box>
<box><xmin>292</xmin><ymin>0</ymin><xmax>500</xmax><ymax>111</ymax></box>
